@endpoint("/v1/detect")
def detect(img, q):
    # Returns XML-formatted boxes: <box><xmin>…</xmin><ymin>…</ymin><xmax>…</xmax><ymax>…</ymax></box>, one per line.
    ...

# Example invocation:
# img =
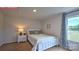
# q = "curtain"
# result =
<box><xmin>60</xmin><ymin>13</ymin><xmax>68</xmax><ymax>49</ymax></box>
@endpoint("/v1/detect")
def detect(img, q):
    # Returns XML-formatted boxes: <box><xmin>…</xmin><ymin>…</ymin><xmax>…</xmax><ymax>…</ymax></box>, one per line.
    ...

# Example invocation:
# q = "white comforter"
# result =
<box><xmin>28</xmin><ymin>34</ymin><xmax>57</xmax><ymax>51</ymax></box>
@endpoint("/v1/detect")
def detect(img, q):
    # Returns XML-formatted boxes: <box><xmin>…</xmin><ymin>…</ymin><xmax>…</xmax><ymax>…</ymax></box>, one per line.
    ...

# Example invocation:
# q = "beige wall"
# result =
<box><xmin>0</xmin><ymin>12</ymin><xmax>62</xmax><ymax>44</ymax></box>
<box><xmin>0</xmin><ymin>12</ymin><xmax>4</xmax><ymax>46</ymax></box>
<box><xmin>41</xmin><ymin>13</ymin><xmax>62</xmax><ymax>40</ymax></box>
<box><xmin>4</xmin><ymin>16</ymin><xmax>41</xmax><ymax>43</ymax></box>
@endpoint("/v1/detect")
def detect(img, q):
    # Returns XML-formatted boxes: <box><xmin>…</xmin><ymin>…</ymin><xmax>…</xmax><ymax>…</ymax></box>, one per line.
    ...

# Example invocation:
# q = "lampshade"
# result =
<box><xmin>18</xmin><ymin>28</ymin><xmax>24</xmax><ymax>32</ymax></box>
<box><xmin>17</xmin><ymin>26</ymin><xmax>25</xmax><ymax>33</ymax></box>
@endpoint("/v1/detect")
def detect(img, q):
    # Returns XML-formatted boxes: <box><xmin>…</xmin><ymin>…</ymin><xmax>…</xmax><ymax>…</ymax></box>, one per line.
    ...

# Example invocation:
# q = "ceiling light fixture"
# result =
<box><xmin>33</xmin><ymin>9</ymin><xmax>37</xmax><ymax>12</ymax></box>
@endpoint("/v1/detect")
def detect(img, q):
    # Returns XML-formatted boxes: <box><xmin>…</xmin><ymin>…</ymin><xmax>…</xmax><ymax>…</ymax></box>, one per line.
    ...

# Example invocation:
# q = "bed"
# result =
<box><xmin>27</xmin><ymin>29</ymin><xmax>57</xmax><ymax>51</ymax></box>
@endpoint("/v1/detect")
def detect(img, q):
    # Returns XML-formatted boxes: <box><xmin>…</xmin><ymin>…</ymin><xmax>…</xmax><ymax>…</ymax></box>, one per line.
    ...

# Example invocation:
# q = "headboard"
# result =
<box><xmin>27</xmin><ymin>29</ymin><xmax>42</xmax><ymax>34</ymax></box>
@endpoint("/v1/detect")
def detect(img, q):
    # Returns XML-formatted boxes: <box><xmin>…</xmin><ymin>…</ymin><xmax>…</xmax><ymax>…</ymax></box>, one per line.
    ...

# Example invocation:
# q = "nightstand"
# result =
<box><xmin>17</xmin><ymin>34</ymin><xmax>27</xmax><ymax>43</ymax></box>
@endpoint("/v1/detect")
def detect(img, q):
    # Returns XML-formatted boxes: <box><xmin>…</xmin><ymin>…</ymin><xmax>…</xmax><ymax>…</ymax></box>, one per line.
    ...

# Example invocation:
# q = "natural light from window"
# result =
<box><xmin>67</xmin><ymin>17</ymin><xmax>79</xmax><ymax>42</ymax></box>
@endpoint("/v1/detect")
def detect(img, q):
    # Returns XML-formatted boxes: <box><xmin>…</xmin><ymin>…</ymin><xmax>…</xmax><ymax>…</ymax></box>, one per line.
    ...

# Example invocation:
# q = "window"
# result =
<box><xmin>65</xmin><ymin>11</ymin><xmax>79</xmax><ymax>50</ymax></box>
<box><xmin>67</xmin><ymin>17</ymin><xmax>79</xmax><ymax>42</ymax></box>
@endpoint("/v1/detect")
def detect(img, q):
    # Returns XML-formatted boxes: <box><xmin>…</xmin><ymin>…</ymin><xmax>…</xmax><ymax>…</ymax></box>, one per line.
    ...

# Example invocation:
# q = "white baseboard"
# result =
<box><xmin>0</xmin><ymin>41</ymin><xmax>16</xmax><ymax>46</ymax></box>
<box><xmin>2</xmin><ymin>41</ymin><xmax>16</xmax><ymax>45</ymax></box>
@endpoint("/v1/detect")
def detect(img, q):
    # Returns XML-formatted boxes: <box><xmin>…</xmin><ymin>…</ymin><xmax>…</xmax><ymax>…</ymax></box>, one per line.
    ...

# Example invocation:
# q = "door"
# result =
<box><xmin>66</xmin><ymin>11</ymin><xmax>79</xmax><ymax>50</ymax></box>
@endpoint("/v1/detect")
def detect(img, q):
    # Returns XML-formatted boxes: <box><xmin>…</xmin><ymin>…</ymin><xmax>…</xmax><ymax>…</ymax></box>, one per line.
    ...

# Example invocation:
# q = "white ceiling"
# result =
<box><xmin>1</xmin><ymin>7</ymin><xmax>79</xmax><ymax>20</ymax></box>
